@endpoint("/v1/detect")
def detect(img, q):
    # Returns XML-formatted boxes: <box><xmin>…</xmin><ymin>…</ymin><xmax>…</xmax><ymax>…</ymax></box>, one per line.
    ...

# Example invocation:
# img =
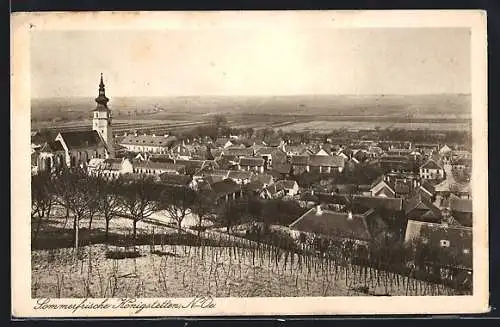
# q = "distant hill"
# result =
<box><xmin>31</xmin><ymin>94</ymin><xmax>471</xmax><ymax>123</ymax></box>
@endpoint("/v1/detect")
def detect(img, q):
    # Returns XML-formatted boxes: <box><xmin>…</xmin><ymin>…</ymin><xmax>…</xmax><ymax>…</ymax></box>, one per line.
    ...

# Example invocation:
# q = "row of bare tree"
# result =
<box><xmin>31</xmin><ymin>167</ymin><xmax>222</xmax><ymax>251</ymax></box>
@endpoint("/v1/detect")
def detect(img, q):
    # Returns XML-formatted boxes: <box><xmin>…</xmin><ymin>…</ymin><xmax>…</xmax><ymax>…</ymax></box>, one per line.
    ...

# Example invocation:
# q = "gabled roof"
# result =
<box><xmin>239</xmin><ymin>157</ymin><xmax>265</xmax><ymax>166</ymax></box>
<box><xmin>40</xmin><ymin>140</ymin><xmax>65</xmax><ymax>152</ymax></box>
<box><xmin>59</xmin><ymin>131</ymin><xmax>105</xmax><ymax>150</ymax></box>
<box><xmin>245</xmin><ymin>181</ymin><xmax>266</xmax><ymax>192</ymax></box>
<box><xmin>420</xmin><ymin>159</ymin><xmax>443</xmax><ymax>170</ymax></box>
<box><xmin>404</xmin><ymin>193</ymin><xmax>442</xmax><ymax>220</ymax></box>
<box><xmin>251</xmin><ymin>173</ymin><xmax>274</xmax><ymax>185</ymax></box>
<box><xmin>289</xmin><ymin>207</ymin><xmax>372</xmax><ymax>242</ymax></box>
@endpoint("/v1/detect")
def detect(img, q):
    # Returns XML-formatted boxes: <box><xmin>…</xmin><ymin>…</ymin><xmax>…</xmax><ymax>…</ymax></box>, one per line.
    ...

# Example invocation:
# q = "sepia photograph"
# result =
<box><xmin>11</xmin><ymin>10</ymin><xmax>488</xmax><ymax>317</ymax></box>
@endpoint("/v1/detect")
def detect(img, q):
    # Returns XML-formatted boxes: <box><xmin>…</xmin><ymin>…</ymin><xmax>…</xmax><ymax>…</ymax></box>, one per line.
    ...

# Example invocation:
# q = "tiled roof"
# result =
<box><xmin>291</xmin><ymin>155</ymin><xmax>310</xmax><ymax>165</ymax></box>
<box><xmin>450</xmin><ymin>198</ymin><xmax>472</xmax><ymax>213</ymax></box>
<box><xmin>228</xmin><ymin>170</ymin><xmax>253</xmax><ymax>180</ymax></box>
<box><xmin>159</xmin><ymin>173</ymin><xmax>192</xmax><ymax>186</ymax></box>
<box><xmin>245</xmin><ymin>181</ymin><xmax>266</xmax><ymax>192</ymax></box>
<box><xmin>59</xmin><ymin>131</ymin><xmax>105</xmax><ymax>150</ymax></box>
<box><xmin>102</xmin><ymin>158</ymin><xmax>123</xmax><ymax>171</ymax></box>
<box><xmin>211</xmin><ymin>179</ymin><xmax>241</xmax><ymax>196</ymax></box>
<box><xmin>224</xmin><ymin>147</ymin><xmax>254</xmax><ymax>157</ymax></box>
<box><xmin>239</xmin><ymin>157</ymin><xmax>265</xmax><ymax>166</ymax></box>
<box><xmin>290</xmin><ymin>207</ymin><xmax>372</xmax><ymax>242</ymax></box>
<box><xmin>394</xmin><ymin>180</ymin><xmax>410</xmax><ymax>194</ymax></box>
<box><xmin>251</xmin><ymin>174</ymin><xmax>273</xmax><ymax>185</ymax></box>
<box><xmin>120</xmin><ymin>134</ymin><xmax>176</xmax><ymax>147</ymax></box>
<box><xmin>353</xmin><ymin>195</ymin><xmax>403</xmax><ymax>211</ymax></box>
<box><xmin>309</xmin><ymin>155</ymin><xmax>344</xmax><ymax>167</ymax></box>
<box><xmin>272</xmin><ymin>163</ymin><xmax>291</xmax><ymax>174</ymax></box>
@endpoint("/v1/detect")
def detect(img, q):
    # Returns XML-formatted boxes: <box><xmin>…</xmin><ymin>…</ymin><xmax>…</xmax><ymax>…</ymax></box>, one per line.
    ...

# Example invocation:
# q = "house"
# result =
<box><xmin>270</xmin><ymin>163</ymin><xmax>292</xmax><ymax>179</ymax></box>
<box><xmin>173</xmin><ymin>159</ymin><xmax>214</xmax><ymax>176</ymax></box>
<box><xmin>353</xmin><ymin>195</ymin><xmax>404</xmax><ymax>212</ymax></box>
<box><xmin>238</xmin><ymin>157</ymin><xmax>265</xmax><ymax>173</ymax></box>
<box><xmin>290</xmin><ymin>155</ymin><xmax>310</xmax><ymax>174</ymax></box>
<box><xmin>289</xmin><ymin>206</ymin><xmax>374</xmax><ymax>245</ymax></box>
<box><xmin>223</xmin><ymin>146</ymin><xmax>255</xmax><ymax>158</ymax></box>
<box><xmin>132</xmin><ymin>160</ymin><xmax>186</xmax><ymax>176</ymax></box>
<box><xmin>379</xmin><ymin>155</ymin><xmax>413</xmax><ymax>174</ymax></box>
<box><xmin>170</xmin><ymin>142</ymin><xmax>193</xmax><ymax>160</ymax></box>
<box><xmin>159</xmin><ymin>173</ymin><xmax>196</xmax><ymax>189</ymax></box>
<box><xmin>255</xmin><ymin>147</ymin><xmax>288</xmax><ymax>168</ymax></box>
<box><xmin>309</xmin><ymin>155</ymin><xmax>345</xmax><ymax>173</ymax></box>
<box><xmin>88</xmin><ymin>157</ymin><xmax>134</xmax><ymax>178</ymax></box>
<box><xmin>119</xmin><ymin>133</ymin><xmax>176</xmax><ymax>154</ymax></box>
<box><xmin>404</xmin><ymin>219</ymin><xmax>472</xmax><ymax>274</ymax></box>
<box><xmin>419</xmin><ymin>159</ymin><xmax>445</xmax><ymax>180</ymax></box>
<box><xmin>55</xmin><ymin>130</ymin><xmax>109</xmax><ymax>168</ymax></box>
<box><xmin>369</xmin><ymin>173</ymin><xmax>420</xmax><ymax>198</ymax></box>
<box><xmin>228</xmin><ymin>170</ymin><xmax>253</xmax><ymax>185</ymax></box>
<box><xmin>404</xmin><ymin>192</ymin><xmax>443</xmax><ymax>223</ymax></box>
<box><xmin>449</xmin><ymin>197</ymin><xmax>473</xmax><ymax>227</ymax></box>
<box><xmin>275</xmin><ymin>180</ymin><xmax>300</xmax><ymax>197</ymax></box>
<box><xmin>250</xmin><ymin>173</ymin><xmax>274</xmax><ymax>188</ymax></box>
<box><xmin>451</xmin><ymin>158</ymin><xmax>472</xmax><ymax>171</ymax></box>
<box><xmin>209</xmin><ymin>179</ymin><xmax>243</xmax><ymax>204</ymax></box>
<box><xmin>214</xmin><ymin>137</ymin><xmax>233</xmax><ymax>149</ymax></box>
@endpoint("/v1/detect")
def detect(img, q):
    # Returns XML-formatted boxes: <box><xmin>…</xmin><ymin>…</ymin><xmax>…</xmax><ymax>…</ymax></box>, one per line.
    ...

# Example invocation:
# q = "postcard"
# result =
<box><xmin>11</xmin><ymin>10</ymin><xmax>489</xmax><ymax>317</ymax></box>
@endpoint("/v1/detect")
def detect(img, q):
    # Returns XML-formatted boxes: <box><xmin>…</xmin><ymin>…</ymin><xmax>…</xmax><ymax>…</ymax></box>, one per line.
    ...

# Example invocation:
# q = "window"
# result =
<box><xmin>463</xmin><ymin>248</ymin><xmax>470</xmax><ymax>254</ymax></box>
<box><xmin>440</xmin><ymin>240</ymin><xmax>450</xmax><ymax>248</ymax></box>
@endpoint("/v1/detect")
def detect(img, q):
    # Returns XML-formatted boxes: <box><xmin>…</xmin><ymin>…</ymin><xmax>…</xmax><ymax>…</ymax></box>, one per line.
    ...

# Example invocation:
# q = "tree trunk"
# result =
<box><xmin>88</xmin><ymin>214</ymin><xmax>93</xmax><ymax>231</ymax></box>
<box><xmin>63</xmin><ymin>206</ymin><xmax>70</xmax><ymax>230</ymax></box>
<box><xmin>178</xmin><ymin>220</ymin><xmax>182</xmax><ymax>234</ymax></box>
<box><xmin>33</xmin><ymin>214</ymin><xmax>43</xmax><ymax>244</ymax></box>
<box><xmin>105</xmin><ymin>217</ymin><xmax>110</xmax><ymax>241</ymax></box>
<box><xmin>133</xmin><ymin>220</ymin><xmax>137</xmax><ymax>244</ymax></box>
<box><xmin>74</xmin><ymin>215</ymin><xmax>79</xmax><ymax>253</ymax></box>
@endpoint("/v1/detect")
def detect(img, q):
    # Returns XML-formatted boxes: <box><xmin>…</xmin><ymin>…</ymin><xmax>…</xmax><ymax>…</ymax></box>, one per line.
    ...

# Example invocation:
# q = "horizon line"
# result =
<box><xmin>32</xmin><ymin>93</ymin><xmax>472</xmax><ymax>100</ymax></box>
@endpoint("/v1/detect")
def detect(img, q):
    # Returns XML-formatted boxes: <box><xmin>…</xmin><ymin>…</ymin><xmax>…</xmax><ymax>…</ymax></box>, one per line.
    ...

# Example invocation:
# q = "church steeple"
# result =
<box><xmin>94</xmin><ymin>73</ymin><xmax>109</xmax><ymax>111</ymax></box>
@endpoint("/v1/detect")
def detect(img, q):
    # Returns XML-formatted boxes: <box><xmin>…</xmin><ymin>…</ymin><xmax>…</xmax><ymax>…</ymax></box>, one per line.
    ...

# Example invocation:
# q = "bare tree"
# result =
<box><xmin>160</xmin><ymin>186</ymin><xmax>196</xmax><ymax>233</ymax></box>
<box><xmin>53</xmin><ymin>167</ymin><xmax>94</xmax><ymax>252</ymax></box>
<box><xmin>31</xmin><ymin>170</ymin><xmax>54</xmax><ymax>243</ymax></box>
<box><xmin>191</xmin><ymin>190</ymin><xmax>215</xmax><ymax>242</ymax></box>
<box><xmin>119</xmin><ymin>175</ymin><xmax>160</xmax><ymax>243</ymax></box>
<box><xmin>98</xmin><ymin>176</ymin><xmax>126</xmax><ymax>240</ymax></box>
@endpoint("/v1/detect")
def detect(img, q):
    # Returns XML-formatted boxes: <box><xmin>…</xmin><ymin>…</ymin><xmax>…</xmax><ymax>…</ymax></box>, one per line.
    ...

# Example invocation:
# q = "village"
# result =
<box><xmin>30</xmin><ymin>76</ymin><xmax>474</xmax><ymax>296</ymax></box>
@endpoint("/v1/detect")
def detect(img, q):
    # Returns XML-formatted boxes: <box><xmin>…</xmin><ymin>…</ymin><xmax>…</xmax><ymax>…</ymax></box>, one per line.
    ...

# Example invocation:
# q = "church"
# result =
<box><xmin>35</xmin><ymin>74</ymin><xmax>115</xmax><ymax>172</ymax></box>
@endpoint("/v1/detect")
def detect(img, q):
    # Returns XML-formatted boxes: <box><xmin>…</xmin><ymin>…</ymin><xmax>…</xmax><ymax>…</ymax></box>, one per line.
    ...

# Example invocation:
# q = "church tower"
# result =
<box><xmin>92</xmin><ymin>73</ymin><xmax>114</xmax><ymax>158</ymax></box>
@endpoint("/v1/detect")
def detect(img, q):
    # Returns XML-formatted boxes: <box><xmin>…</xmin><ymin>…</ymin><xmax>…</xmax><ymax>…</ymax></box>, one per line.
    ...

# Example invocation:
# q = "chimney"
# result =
<box><xmin>315</xmin><ymin>205</ymin><xmax>323</xmax><ymax>215</ymax></box>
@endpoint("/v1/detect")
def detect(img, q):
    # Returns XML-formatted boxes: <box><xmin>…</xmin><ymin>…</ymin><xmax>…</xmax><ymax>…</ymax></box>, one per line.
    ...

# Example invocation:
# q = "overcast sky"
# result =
<box><xmin>31</xmin><ymin>28</ymin><xmax>470</xmax><ymax>98</ymax></box>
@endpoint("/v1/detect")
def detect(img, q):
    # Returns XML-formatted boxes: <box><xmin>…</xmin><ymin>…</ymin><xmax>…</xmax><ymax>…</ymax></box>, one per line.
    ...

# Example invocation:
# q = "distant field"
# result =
<box><xmin>31</xmin><ymin>94</ymin><xmax>471</xmax><ymax>133</ymax></box>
